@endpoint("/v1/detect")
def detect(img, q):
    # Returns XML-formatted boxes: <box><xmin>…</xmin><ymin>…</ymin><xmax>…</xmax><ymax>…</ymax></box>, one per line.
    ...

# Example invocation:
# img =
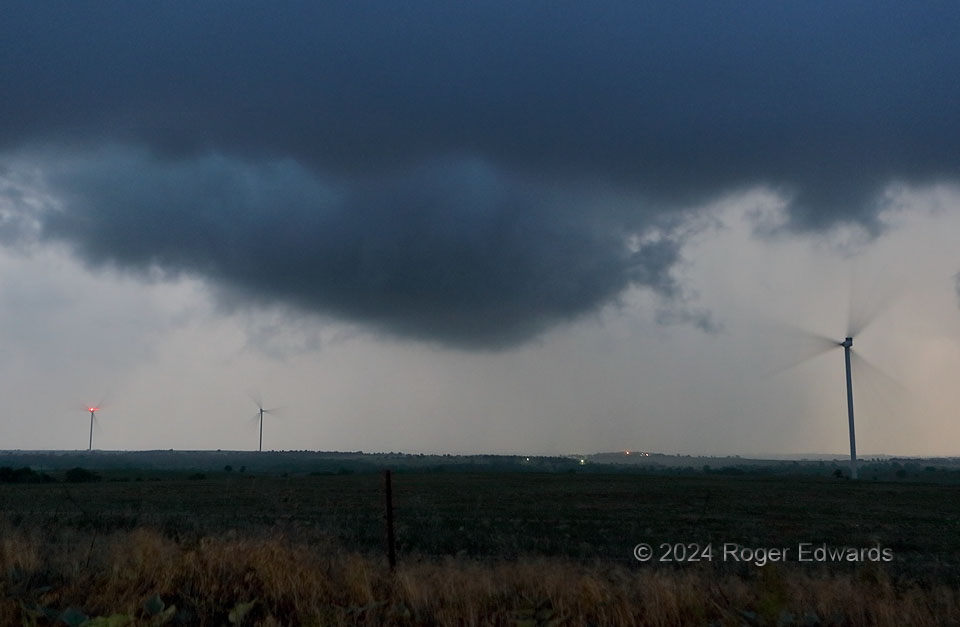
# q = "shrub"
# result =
<box><xmin>65</xmin><ymin>467</ymin><xmax>102</xmax><ymax>483</ymax></box>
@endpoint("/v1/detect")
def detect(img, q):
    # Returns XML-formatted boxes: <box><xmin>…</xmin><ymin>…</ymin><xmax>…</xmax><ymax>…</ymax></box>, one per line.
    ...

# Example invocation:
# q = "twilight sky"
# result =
<box><xmin>1</xmin><ymin>2</ymin><xmax>959</xmax><ymax>455</ymax></box>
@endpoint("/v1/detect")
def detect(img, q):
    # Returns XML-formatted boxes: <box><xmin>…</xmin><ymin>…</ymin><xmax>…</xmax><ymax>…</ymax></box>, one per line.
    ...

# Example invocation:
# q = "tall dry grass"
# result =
<box><xmin>0</xmin><ymin>524</ymin><xmax>957</xmax><ymax>626</ymax></box>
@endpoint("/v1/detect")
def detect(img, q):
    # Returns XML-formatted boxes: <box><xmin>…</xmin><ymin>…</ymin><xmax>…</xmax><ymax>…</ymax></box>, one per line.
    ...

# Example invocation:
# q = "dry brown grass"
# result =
<box><xmin>0</xmin><ymin>524</ymin><xmax>958</xmax><ymax>626</ymax></box>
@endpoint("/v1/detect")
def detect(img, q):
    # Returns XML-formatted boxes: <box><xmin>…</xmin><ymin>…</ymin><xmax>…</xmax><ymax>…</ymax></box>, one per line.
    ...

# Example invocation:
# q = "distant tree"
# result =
<box><xmin>0</xmin><ymin>466</ymin><xmax>52</xmax><ymax>483</ymax></box>
<box><xmin>832</xmin><ymin>469</ymin><xmax>844</xmax><ymax>479</ymax></box>
<box><xmin>896</xmin><ymin>469</ymin><xmax>908</xmax><ymax>479</ymax></box>
<box><xmin>717</xmin><ymin>467</ymin><xmax>744</xmax><ymax>476</ymax></box>
<box><xmin>65</xmin><ymin>467</ymin><xmax>101</xmax><ymax>483</ymax></box>
<box><xmin>224</xmin><ymin>464</ymin><xmax>233</xmax><ymax>472</ymax></box>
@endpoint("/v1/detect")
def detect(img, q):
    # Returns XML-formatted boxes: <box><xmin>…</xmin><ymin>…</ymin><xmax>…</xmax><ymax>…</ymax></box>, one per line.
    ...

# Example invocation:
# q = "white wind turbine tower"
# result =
<box><xmin>84</xmin><ymin>399</ymin><xmax>105</xmax><ymax>451</ymax></box>
<box><xmin>250</xmin><ymin>394</ymin><xmax>281</xmax><ymax>452</ymax></box>
<box><xmin>839</xmin><ymin>334</ymin><xmax>859</xmax><ymax>479</ymax></box>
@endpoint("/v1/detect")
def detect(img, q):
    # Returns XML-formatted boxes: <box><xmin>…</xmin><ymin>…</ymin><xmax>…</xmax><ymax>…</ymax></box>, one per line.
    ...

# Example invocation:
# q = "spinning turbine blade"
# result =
<box><xmin>846</xmin><ymin>275</ymin><xmax>901</xmax><ymax>339</ymax></box>
<box><xmin>850</xmin><ymin>351</ymin><xmax>912</xmax><ymax>403</ymax></box>
<box><xmin>247</xmin><ymin>390</ymin><xmax>264</xmax><ymax>411</ymax></box>
<box><xmin>847</xmin><ymin>304</ymin><xmax>886</xmax><ymax>339</ymax></box>
<box><xmin>765</xmin><ymin>325</ymin><xmax>841</xmax><ymax>377</ymax></box>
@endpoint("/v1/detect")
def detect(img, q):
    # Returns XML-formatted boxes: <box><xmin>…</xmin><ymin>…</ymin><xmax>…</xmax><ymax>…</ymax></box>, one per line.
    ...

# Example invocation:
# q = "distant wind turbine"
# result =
<box><xmin>85</xmin><ymin>403</ymin><xmax>103</xmax><ymax>451</ymax></box>
<box><xmin>250</xmin><ymin>394</ymin><xmax>281</xmax><ymax>452</ymax></box>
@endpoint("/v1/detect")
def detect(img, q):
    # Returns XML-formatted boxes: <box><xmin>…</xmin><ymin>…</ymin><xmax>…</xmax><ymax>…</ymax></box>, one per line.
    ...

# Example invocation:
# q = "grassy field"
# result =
<box><xmin>1</xmin><ymin>471</ymin><xmax>959</xmax><ymax>624</ymax></box>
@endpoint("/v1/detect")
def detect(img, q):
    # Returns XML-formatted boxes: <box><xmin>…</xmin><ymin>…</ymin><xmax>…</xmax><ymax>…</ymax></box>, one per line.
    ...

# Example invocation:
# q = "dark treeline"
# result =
<box><xmin>0</xmin><ymin>466</ymin><xmax>54</xmax><ymax>483</ymax></box>
<box><xmin>2</xmin><ymin>450</ymin><xmax>960</xmax><ymax>483</ymax></box>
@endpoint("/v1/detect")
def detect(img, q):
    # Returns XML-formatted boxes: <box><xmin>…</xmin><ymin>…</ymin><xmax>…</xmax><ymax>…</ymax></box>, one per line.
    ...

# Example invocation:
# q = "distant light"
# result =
<box><xmin>625</xmin><ymin>451</ymin><xmax>630</xmax><ymax>455</ymax></box>
<box><xmin>525</xmin><ymin>457</ymin><xmax>530</xmax><ymax>462</ymax></box>
<box><xmin>579</xmin><ymin>458</ymin><xmax>585</xmax><ymax>465</ymax></box>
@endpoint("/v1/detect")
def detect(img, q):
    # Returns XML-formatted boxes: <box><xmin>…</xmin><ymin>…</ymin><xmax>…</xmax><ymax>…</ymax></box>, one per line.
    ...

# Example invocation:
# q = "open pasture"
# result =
<box><xmin>2</xmin><ymin>471</ymin><xmax>958</xmax><ymax>578</ymax></box>
<box><xmin>2</xmin><ymin>471</ymin><xmax>959</xmax><ymax>625</ymax></box>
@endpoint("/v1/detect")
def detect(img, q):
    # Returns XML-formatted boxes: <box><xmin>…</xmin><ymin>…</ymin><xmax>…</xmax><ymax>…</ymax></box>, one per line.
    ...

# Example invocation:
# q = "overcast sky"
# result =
<box><xmin>1</xmin><ymin>2</ymin><xmax>959</xmax><ymax>456</ymax></box>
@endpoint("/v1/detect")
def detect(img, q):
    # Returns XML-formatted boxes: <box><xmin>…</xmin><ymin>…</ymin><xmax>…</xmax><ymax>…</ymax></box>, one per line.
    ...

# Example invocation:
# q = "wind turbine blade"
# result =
<box><xmin>761</xmin><ymin>323</ymin><xmax>839</xmax><ymax>377</ymax></box>
<box><xmin>850</xmin><ymin>351</ymin><xmax>912</xmax><ymax>401</ymax></box>
<box><xmin>847</xmin><ymin>281</ymin><xmax>902</xmax><ymax>339</ymax></box>
<box><xmin>848</xmin><ymin>306</ymin><xmax>882</xmax><ymax>339</ymax></box>
<box><xmin>847</xmin><ymin>349</ymin><xmax>919</xmax><ymax>445</ymax></box>
<box><xmin>263</xmin><ymin>406</ymin><xmax>283</xmax><ymax>415</ymax></box>
<box><xmin>246</xmin><ymin>389</ymin><xmax>264</xmax><ymax>410</ymax></box>
<box><xmin>767</xmin><ymin>344</ymin><xmax>837</xmax><ymax>377</ymax></box>
<box><xmin>777</xmin><ymin>322</ymin><xmax>836</xmax><ymax>345</ymax></box>
<box><xmin>768</xmin><ymin>320</ymin><xmax>840</xmax><ymax>347</ymax></box>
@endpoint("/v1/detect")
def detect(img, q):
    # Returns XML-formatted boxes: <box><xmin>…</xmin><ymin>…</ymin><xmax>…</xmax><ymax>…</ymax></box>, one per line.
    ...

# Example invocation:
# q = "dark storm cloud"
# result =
<box><xmin>3</xmin><ymin>2</ymin><xmax>959</xmax><ymax>221</ymax></box>
<box><xmin>35</xmin><ymin>150</ymin><xmax>681</xmax><ymax>347</ymax></box>
<box><xmin>2</xmin><ymin>2</ymin><xmax>959</xmax><ymax>344</ymax></box>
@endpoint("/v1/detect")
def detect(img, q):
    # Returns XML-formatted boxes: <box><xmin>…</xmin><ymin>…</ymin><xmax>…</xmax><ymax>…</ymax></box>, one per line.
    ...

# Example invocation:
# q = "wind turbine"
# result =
<box><xmin>839</xmin><ymin>335</ymin><xmax>858</xmax><ymax>479</ymax></box>
<box><xmin>85</xmin><ymin>404</ymin><xmax>101</xmax><ymax>451</ymax></box>
<box><xmin>795</xmin><ymin>294</ymin><xmax>897</xmax><ymax>480</ymax></box>
<box><xmin>774</xmin><ymin>279</ymin><xmax>903</xmax><ymax>480</ymax></box>
<box><xmin>250</xmin><ymin>396</ymin><xmax>280</xmax><ymax>452</ymax></box>
<box><xmin>792</xmin><ymin>329</ymin><xmax>869</xmax><ymax>480</ymax></box>
<box><xmin>833</xmin><ymin>282</ymin><xmax>907</xmax><ymax>480</ymax></box>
